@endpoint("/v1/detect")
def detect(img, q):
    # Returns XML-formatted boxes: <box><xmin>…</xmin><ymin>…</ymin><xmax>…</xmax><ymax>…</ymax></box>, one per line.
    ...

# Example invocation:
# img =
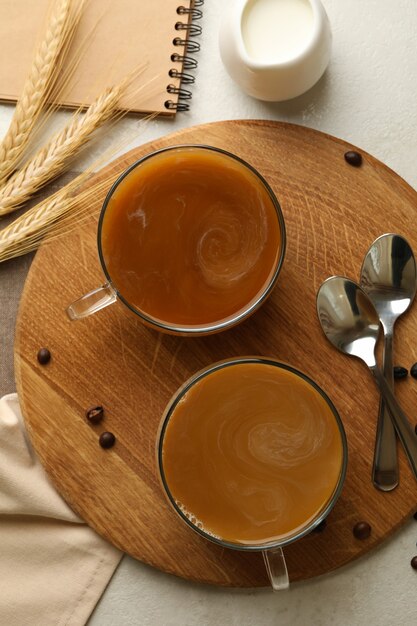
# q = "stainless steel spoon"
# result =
<box><xmin>360</xmin><ymin>234</ymin><xmax>417</xmax><ymax>491</ymax></box>
<box><xmin>317</xmin><ymin>276</ymin><xmax>417</xmax><ymax>481</ymax></box>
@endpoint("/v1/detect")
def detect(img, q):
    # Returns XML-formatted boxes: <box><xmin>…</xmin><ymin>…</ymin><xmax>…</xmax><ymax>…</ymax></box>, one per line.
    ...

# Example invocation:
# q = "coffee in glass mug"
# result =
<box><xmin>67</xmin><ymin>146</ymin><xmax>286</xmax><ymax>335</ymax></box>
<box><xmin>157</xmin><ymin>358</ymin><xmax>347</xmax><ymax>589</ymax></box>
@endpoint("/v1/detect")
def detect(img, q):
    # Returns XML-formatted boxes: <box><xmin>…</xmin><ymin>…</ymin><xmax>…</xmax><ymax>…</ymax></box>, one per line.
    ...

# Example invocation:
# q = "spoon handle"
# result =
<box><xmin>371</xmin><ymin>365</ymin><xmax>417</xmax><ymax>481</ymax></box>
<box><xmin>373</xmin><ymin>331</ymin><xmax>399</xmax><ymax>491</ymax></box>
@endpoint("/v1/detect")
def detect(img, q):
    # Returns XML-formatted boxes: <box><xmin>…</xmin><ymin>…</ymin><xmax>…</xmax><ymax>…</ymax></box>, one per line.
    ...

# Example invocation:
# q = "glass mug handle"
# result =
<box><xmin>262</xmin><ymin>547</ymin><xmax>289</xmax><ymax>591</ymax></box>
<box><xmin>66</xmin><ymin>282</ymin><xmax>117</xmax><ymax>320</ymax></box>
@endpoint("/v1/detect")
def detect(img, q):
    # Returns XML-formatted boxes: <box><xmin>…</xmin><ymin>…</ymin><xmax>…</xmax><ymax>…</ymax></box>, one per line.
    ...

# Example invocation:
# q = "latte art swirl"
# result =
<box><xmin>196</xmin><ymin>203</ymin><xmax>267</xmax><ymax>289</ymax></box>
<box><xmin>247</xmin><ymin>412</ymin><xmax>331</xmax><ymax>469</ymax></box>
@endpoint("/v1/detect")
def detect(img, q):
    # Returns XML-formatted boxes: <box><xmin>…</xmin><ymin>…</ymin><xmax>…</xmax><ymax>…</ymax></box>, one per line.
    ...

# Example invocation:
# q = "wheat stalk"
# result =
<box><xmin>0</xmin><ymin>0</ymin><xmax>77</xmax><ymax>185</ymax></box>
<box><xmin>0</xmin><ymin>85</ymin><xmax>124</xmax><ymax>216</ymax></box>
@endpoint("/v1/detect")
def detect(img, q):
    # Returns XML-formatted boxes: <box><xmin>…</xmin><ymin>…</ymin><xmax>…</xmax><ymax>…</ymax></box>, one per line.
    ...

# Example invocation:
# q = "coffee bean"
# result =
<box><xmin>353</xmin><ymin>521</ymin><xmax>371</xmax><ymax>540</ymax></box>
<box><xmin>393</xmin><ymin>366</ymin><xmax>408</xmax><ymax>380</ymax></box>
<box><xmin>313</xmin><ymin>518</ymin><xmax>327</xmax><ymax>533</ymax></box>
<box><xmin>344</xmin><ymin>151</ymin><xmax>362</xmax><ymax>167</ymax></box>
<box><xmin>99</xmin><ymin>431</ymin><xmax>116</xmax><ymax>449</ymax></box>
<box><xmin>37</xmin><ymin>348</ymin><xmax>51</xmax><ymax>365</ymax></box>
<box><xmin>411</xmin><ymin>556</ymin><xmax>417</xmax><ymax>570</ymax></box>
<box><xmin>410</xmin><ymin>363</ymin><xmax>417</xmax><ymax>379</ymax></box>
<box><xmin>86</xmin><ymin>406</ymin><xmax>104</xmax><ymax>424</ymax></box>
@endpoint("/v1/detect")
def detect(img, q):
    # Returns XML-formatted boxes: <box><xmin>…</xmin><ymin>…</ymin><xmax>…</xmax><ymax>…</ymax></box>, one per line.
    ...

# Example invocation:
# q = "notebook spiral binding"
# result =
<box><xmin>165</xmin><ymin>1</ymin><xmax>204</xmax><ymax>112</ymax></box>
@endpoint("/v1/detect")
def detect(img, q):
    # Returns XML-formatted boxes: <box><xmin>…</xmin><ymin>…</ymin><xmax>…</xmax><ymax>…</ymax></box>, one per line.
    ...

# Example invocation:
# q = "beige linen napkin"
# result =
<box><xmin>0</xmin><ymin>393</ymin><xmax>123</xmax><ymax>626</ymax></box>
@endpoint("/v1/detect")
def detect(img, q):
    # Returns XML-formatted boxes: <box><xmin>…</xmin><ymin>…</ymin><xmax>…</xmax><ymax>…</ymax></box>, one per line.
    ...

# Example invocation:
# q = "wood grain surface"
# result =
<box><xmin>14</xmin><ymin>120</ymin><xmax>417</xmax><ymax>587</ymax></box>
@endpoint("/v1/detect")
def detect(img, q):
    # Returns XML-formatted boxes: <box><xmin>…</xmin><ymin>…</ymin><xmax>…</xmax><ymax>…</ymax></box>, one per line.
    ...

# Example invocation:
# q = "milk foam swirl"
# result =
<box><xmin>247</xmin><ymin>413</ymin><xmax>330</xmax><ymax>468</ymax></box>
<box><xmin>210</xmin><ymin>382</ymin><xmax>335</xmax><ymax>528</ymax></box>
<box><xmin>195</xmin><ymin>201</ymin><xmax>267</xmax><ymax>289</ymax></box>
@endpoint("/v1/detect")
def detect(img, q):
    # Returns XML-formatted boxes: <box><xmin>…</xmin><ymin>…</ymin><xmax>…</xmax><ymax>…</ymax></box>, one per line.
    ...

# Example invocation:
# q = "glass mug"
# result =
<box><xmin>157</xmin><ymin>357</ymin><xmax>348</xmax><ymax>590</ymax></box>
<box><xmin>66</xmin><ymin>145</ymin><xmax>286</xmax><ymax>336</ymax></box>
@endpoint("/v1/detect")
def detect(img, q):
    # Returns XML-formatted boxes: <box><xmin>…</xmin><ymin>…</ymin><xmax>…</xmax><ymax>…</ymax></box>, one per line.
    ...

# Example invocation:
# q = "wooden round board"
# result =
<box><xmin>15</xmin><ymin>120</ymin><xmax>417</xmax><ymax>587</ymax></box>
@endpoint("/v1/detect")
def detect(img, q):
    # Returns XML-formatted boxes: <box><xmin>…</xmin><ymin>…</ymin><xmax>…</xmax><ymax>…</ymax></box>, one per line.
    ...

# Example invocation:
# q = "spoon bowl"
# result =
<box><xmin>317</xmin><ymin>277</ymin><xmax>379</xmax><ymax>365</ymax></box>
<box><xmin>360</xmin><ymin>234</ymin><xmax>416</xmax><ymax>326</ymax></box>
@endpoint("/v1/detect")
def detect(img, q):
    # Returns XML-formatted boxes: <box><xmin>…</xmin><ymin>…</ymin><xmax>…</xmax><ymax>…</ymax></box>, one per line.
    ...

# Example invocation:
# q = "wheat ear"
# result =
<box><xmin>0</xmin><ymin>0</ymin><xmax>74</xmax><ymax>185</ymax></box>
<box><xmin>0</xmin><ymin>85</ymin><xmax>124</xmax><ymax>216</ymax></box>
<box><xmin>0</xmin><ymin>109</ymin><xmax>154</xmax><ymax>262</ymax></box>
<box><xmin>0</xmin><ymin>171</ymin><xmax>113</xmax><ymax>263</ymax></box>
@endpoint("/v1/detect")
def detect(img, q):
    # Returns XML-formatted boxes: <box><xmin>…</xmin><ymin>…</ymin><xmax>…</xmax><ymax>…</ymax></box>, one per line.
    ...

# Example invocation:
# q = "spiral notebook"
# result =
<box><xmin>0</xmin><ymin>0</ymin><xmax>203</xmax><ymax>116</ymax></box>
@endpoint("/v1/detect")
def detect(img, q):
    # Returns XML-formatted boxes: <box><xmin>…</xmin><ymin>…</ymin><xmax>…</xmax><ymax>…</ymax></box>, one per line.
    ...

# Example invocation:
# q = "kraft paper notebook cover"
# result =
<box><xmin>0</xmin><ymin>0</ymin><xmax>202</xmax><ymax>116</ymax></box>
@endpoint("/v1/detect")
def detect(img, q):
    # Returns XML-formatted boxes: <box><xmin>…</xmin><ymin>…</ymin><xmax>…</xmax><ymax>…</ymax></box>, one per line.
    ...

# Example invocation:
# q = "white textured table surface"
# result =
<box><xmin>2</xmin><ymin>1</ymin><xmax>417</xmax><ymax>624</ymax></box>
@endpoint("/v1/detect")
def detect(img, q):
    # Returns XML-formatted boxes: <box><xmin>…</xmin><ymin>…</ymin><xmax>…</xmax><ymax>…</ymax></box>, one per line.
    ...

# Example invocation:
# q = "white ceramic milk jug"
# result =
<box><xmin>219</xmin><ymin>0</ymin><xmax>332</xmax><ymax>101</ymax></box>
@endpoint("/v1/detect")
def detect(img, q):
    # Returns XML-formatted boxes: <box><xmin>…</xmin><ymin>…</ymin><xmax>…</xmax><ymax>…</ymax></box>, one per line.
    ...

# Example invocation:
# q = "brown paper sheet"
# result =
<box><xmin>0</xmin><ymin>0</ymin><xmax>194</xmax><ymax>115</ymax></box>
